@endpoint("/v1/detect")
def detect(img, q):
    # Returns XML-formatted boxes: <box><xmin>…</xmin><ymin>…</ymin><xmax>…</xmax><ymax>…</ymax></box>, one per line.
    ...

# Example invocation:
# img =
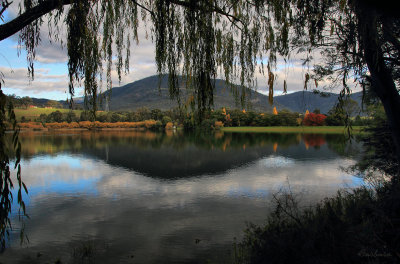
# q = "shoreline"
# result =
<box><xmin>9</xmin><ymin>125</ymin><xmax>365</xmax><ymax>134</ymax></box>
<box><xmin>13</xmin><ymin>127</ymin><xmax>150</xmax><ymax>132</ymax></box>
<box><xmin>221</xmin><ymin>126</ymin><xmax>364</xmax><ymax>134</ymax></box>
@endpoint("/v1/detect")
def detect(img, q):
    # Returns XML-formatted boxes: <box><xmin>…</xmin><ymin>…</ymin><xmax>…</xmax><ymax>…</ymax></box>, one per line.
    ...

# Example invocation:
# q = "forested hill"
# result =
<box><xmin>101</xmin><ymin>74</ymin><xmax>279</xmax><ymax>112</ymax></box>
<box><xmin>25</xmin><ymin>75</ymin><xmax>363</xmax><ymax>114</ymax></box>
<box><xmin>102</xmin><ymin>75</ymin><xmax>363</xmax><ymax>114</ymax></box>
<box><xmin>274</xmin><ymin>91</ymin><xmax>364</xmax><ymax>114</ymax></box>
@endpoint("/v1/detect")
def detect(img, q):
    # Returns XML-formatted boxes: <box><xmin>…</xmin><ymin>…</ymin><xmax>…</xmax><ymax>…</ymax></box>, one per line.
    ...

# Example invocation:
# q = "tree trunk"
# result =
<box><xmin>355</xmin><ymin>2</ymin><xmax>400</xmax><ymax>175</ymax></box>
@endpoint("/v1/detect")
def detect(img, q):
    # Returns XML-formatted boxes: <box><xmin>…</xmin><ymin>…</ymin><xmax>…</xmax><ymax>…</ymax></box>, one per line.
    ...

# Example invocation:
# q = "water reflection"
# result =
<box><xmin>17</xmin><ymin>131</ymin><xmax>359</xmax><ymax>178</ymax></box>
<box><xmin>1</xmin><ymin>131</ymin><xmax>363</xmax><ymax>263</ymax></box>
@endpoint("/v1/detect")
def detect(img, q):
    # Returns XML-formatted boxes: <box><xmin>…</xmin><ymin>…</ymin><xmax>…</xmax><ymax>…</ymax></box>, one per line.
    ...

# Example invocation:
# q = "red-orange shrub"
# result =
<box><xmin>144</xmin><ymin>120</ymin><xmax>156</xmax><ymax>129</ymax></box>
<box><xmin>45</xmin><ymin>122</ymin><xmax>81</xmax><ymax>129</ymax></box>
<box><xmin>303</xmin><ymin>113</ymin><xmax>327</xmax><ymax>126</ymax></box>
<box><xmin>303</xmin><ymin>134</ymin><xmax>326</xmax><ymax>147</ymax></box>
<box><xmin>18</xmin><ymin>122</ymin><xmax>44</xmax><ymax>129</ymax></box>
<box><xmin>79</xmin><ymin>121</ymin><xmax>94</xmax><ymax>129</ymax></box>
<box><xmin>165</xmin><ymin>122</ymin><xmax>173</xmax><ymax>130</ymax></box>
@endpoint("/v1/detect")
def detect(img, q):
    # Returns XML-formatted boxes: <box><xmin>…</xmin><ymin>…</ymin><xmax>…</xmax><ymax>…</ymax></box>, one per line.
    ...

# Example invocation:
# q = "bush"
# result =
<box><xmin>277</xmin><ymin>110</ymin><xmax>299</xmax><ymax>126</ymax></box>
<box><xmin>183</xmin><ymin>115</ymin><xmax>196</xmax><ymax>130</ymax></box>
<box><xmin>18</xmin><ymin>122</ymin><xmax>44</xmax><ymax>129</ymax></box>
<box><xmin>303</xmin><ymin>113</ymin><xmax>327</xmax><ymax>126</ymax></box>
<box><xmin>38</xmin><ymin>113</ymin><xmax>47</xmax><ymax>124</ymax></box>
<box><xmin>236</xmin><ymin>181</ymin><xmax>400</xmax><ymax>264</ymax></box>
<box><xmin>144</xmin><ymin>120</ymin><xmax>157</xmax><ymax>129</ymax></box>
<box><xmin>165</xmin><ymin>122</ymin><xmax>174</xmax><ymax>130</ymax></box>
<box><xmin>325</xmin><ymin>107</ymin><xmax>346</xmax><ymax>126</ymax></box>
<box><xmin>80</xmin><ymin>111</ymin><xmax>94</xmax><ymax>122</ymax></box>
<box><xmin>214</xmin><ymin>121</ymin><xmax>224</xmax><ymax>129</ymax></box>
<box><xmin>200</xmin><ymin>119</ymin><xmax>215</xmax><ymax>130</ymax></box>
<box><xmin>48</xmin><ymin>110</ymin><xmax>64</xmax><ymax>122</ymax></box>
<box><xmin>45</xmin><ymin>122</ymin><xmax>80</xmax><ymax>129</ymax></box>
<box><xmin>153</xmin><ymin>120</ymin><xmax>163</xmax><ymax>130</ymax></box>
<box><xmin>79</xmin><ymin>121</ymin><xmax>94</xmax><ymax>129</ymax></box>
<box><xmin>96</xmin><ymin>113</ymin><xmax>108</xmax><ymax>122</ymax></box>
<box><xmin>111</xmin><ymin>112</ymin><xmax>121</xmax><ymax>123</ymax></box>
<box><xmin>65</xmin><ymin>111</ymin><xmax>77</xmax><ymax>123</ymax></box>
<box><xmin>162</xmin><ymin>116</ymin><xmax>172</xmax><ymax>126</ymax></box>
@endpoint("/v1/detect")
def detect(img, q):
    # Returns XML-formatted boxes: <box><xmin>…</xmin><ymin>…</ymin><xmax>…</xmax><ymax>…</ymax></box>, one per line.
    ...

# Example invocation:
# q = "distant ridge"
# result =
<box><xmin>100</xmin><ymin>75</ymin><xmax>363</xmax><ymax>114</ymax></box>
<box><xmin>29</xmin><ymin>74</ymin><xmax>364</xmax><ymax>114</ymax></box>
<box><xmin>274</xmin><ymin>91</ymin><xmax>363</xmax><ymax>114</ymax></box>
<box><xmin>102</xmin><ymin>74</ymin><xmax>278</xmax><ymax>112</ymax></box>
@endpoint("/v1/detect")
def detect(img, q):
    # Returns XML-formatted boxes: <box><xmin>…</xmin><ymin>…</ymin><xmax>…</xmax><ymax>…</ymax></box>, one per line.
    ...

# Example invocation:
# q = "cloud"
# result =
<box><xmin>35</xmin><ymin>42</ymin><xmax>68</xmax><ymax>64</ymax></box>
<box><xmin>0</xmin><ymin>66</ymin><xmax>69</xmax><ymax>94</ymax></box>
<box><xmin>252</xmin><ymin>53</ymin><xmax>361</xmax><ymax>96</ymax></box>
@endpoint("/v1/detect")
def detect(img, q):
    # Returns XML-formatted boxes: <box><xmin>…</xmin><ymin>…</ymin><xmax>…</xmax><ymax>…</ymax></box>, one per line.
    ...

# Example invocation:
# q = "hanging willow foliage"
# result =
<box><xmin>8</xmin><ymin>0</ymin><xmax>303</xmax><ymax>118</ymax></box>
<box><xmin>0</xmin><ymin>83</ymin><xmax>25</xmax><ymax>251</ymax></box>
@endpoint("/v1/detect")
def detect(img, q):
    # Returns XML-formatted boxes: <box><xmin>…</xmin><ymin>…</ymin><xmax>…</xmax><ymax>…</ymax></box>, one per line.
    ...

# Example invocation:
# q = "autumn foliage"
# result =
<box><xmin>17</xmin><ymin>122</ymin><xmax>45</xmax><ymax>129</ymax></box>
<box><xmin>214</xmin><ymin>121</ymin><xmax>224</xmax><ymax>129</ymax></box>
<box><xmin>165</xmin><ymin>122</ymin><xmax>174</xmax><ymax>130</ymax></box>
<box><xmin>18</xmin><ymin>120</ymin><xmax>159</xmax><ymax>130</ymax></box>
<box><xmin>303</xmin><ymin>113</ymin><xmax>327</xmax><ymax>126</ymax></box>
<box><xmin>303</xmin><ymin>134</ymin><xmax>326</xmax><ymax>148</ymax></box>
<box><xmin>45</xmin><ymin>122</ymin><xmax>80</xmax><ymax>129</ymax></box>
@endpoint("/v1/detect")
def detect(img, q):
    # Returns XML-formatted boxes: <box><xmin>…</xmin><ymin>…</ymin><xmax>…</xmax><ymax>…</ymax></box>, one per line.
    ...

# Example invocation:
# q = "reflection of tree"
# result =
<box><xmin>17</xmin><ymin>131</ymin><xmax>352</xmax><ymax>159</ymax></box>
<box><xmin>302</xmin><ymin>134</ymin><xmax>326</xmax><ymax>149</ymax></box>
<box><xmin>13</xmin><ymin>130</ymin><xmax>358</xmax><ymax>181</ymax></box>
<box><xmin>15</xmin><ymin>131</ymin><xmax>316</xmax><ymax>157</ymax></box>
<box><xmin>325</xmin><ymin>134</ymin><xmax>362</xmax><ymax>158</ymax></box>
<box><xmin>353</xmin><ymin>109</ymin><xmax>398</xmax><ymax>177</ymax></box>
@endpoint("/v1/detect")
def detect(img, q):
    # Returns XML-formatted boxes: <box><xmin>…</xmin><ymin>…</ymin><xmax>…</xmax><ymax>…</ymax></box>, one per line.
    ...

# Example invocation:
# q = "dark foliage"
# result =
<box><xmin>235</xmin><ymin>182</ymin><xmax>400</xmax><ymax>264</ymax></box>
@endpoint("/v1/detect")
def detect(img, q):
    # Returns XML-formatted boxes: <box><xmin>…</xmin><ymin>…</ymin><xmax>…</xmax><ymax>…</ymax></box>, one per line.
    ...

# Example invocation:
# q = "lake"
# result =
<box><xmin>0</xmin><ymin>130</ymin><xmax>363</xmax><ymax>263</ymax></box>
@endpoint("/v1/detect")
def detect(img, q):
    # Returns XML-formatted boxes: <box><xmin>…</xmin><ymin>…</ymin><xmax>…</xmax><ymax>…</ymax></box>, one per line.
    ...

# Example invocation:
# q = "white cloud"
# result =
<box><xmin>0</xmin><ymin>66</ymin><xmax>69</xmax><ymax>93</ymax></box>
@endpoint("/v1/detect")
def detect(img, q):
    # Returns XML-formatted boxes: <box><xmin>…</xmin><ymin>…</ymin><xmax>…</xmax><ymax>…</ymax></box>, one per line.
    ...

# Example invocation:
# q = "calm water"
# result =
<box><xmin>1</xmin><ymin>130</ymin><xmax>363</xmax><ymax>263</ymax></box>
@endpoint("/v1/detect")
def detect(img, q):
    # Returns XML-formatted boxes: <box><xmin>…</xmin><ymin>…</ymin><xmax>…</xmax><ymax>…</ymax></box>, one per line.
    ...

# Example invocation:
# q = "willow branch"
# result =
<box><xmin>129</xmin><ymin>0</ymin><xmax>155</xmax><ymax>19</ymax></box>
<box><xmin>0</xmin><ymin>0</ymin><xmax>77</xmax><ymax>41</ymax></box>
<box><xmin>169</xmin><ymin>0</ymin><xmax>242</xmax><ymax>24</ymax></box>
<box><xmin>0</xmin><ymin>0</ymin><xmax>243</xmax><ymax>42</ymax></box>
<box><xmin>0</xmin><ymin>0</ymin><xmax>13</xmax><ymax>20</ymax></box>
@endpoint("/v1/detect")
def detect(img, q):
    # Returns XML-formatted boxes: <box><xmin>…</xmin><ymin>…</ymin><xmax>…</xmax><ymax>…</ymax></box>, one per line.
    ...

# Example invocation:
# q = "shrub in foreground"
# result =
<box><xmin>235</xmin><ymin>181</ymin><xmax>400</xmax><ymax>264</ymax></box>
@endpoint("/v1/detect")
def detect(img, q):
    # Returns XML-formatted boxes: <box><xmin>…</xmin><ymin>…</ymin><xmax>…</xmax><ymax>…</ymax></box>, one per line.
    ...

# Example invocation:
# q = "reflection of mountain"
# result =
<box><xmin>86</xmin><ymin>144</ymin><xmax>270</xmax><ymax>178</ymax></box>
<box><xmin>18</xmin><ymin>131</ymin><xmax>361</xmax><ymax>179</ymax></box>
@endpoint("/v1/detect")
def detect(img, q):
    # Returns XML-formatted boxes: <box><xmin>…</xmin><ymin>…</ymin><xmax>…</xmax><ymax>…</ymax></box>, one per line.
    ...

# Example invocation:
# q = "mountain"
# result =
<box><xmin>102</xmin><ymin>75</ymin><xmax>278</xmax><ymax>112</ymax></box>
<box><xmin>274</xmin><ymin>91</ymin><xmax>364</xmax><ymax>114</ymax></box>
<box><xmin>25</xmin><ymin>74</ymin><xmax>364</xmax><ymax>114</ymax></box>
<box><xmin>101</xmin><ymin>75</ymin><xmax>363</xmax><ymax>114</ymax></box>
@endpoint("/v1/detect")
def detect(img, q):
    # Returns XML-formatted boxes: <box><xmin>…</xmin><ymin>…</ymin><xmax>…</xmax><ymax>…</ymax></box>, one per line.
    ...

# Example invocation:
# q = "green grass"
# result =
<box><xmin>221</xmin><ymin>126</ymin><xmax>364</xmax><ymax>134</ymax></box>
<box><xmin>14</xmin><ymin>108</ymin><xmax>84</xmax><ymax>121</ymax></box>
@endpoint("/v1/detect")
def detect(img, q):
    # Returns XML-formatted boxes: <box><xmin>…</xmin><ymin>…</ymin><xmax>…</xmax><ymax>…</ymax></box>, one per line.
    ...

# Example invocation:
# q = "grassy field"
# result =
<box><xmin>221</xmin><ymin>126</ymin><xmax>364</xmax><ymax>134</ymax></box>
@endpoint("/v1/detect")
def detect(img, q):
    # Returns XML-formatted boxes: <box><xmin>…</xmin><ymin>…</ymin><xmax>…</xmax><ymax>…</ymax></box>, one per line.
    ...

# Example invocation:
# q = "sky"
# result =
<box><xmin>0</xmin><ymin>2</ymin><xmax>360</xmax><ymax>101</ymax></box>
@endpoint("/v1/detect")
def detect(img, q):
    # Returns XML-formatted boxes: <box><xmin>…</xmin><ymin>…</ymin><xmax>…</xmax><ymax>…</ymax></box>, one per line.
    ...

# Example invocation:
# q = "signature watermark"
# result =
<box><xmin>358</xmin><ymin>248</ymin><xmax>392</xmax><ymax>258</ymax></box>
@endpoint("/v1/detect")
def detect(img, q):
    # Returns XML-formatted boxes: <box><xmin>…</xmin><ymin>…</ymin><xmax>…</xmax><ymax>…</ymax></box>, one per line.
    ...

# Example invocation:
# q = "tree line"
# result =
<box><xmin>18</xmin><ymin>104</ymin><xmax>369</xmax><ymax>130</ymax></box>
